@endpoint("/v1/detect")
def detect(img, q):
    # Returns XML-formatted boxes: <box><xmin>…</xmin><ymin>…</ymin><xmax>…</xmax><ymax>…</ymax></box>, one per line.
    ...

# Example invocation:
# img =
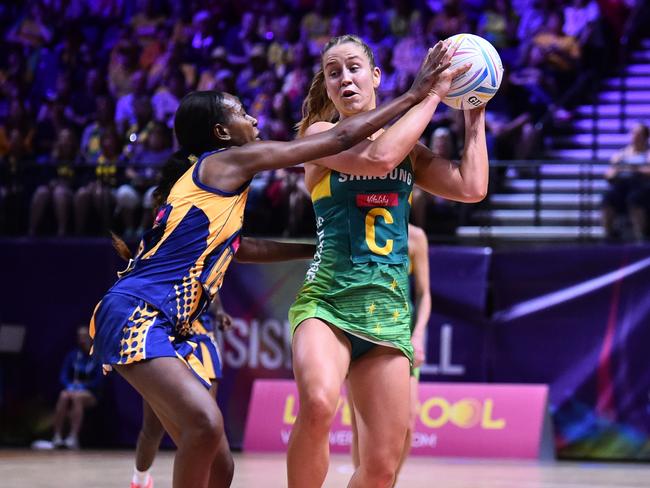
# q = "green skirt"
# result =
<box><xmin>289</xmin><ymin>261</ymin><xmax>414</xmax><ymax>364</ymax></box>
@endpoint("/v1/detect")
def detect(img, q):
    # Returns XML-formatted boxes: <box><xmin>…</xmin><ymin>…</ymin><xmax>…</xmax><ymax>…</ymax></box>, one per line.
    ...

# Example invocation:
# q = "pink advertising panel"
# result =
<box><xmin>243</xmin><ymin>380</ymin><xmax>551</xmax><ymax>459</ymax></box>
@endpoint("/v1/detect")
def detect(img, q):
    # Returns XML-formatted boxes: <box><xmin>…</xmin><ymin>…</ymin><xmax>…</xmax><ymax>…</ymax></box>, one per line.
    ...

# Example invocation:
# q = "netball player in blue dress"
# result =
<box><xmin>90</xmin><ymin>44</ymin><xmax>452</xmax><ymax>488</ymax></box>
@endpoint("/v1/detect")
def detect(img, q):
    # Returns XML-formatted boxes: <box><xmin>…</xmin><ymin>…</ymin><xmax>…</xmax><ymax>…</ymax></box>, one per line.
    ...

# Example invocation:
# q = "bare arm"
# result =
<box><xmin>408</xmin><ymin>225</ymin><xmax>432</xmax><ymax>368</ymax></box>
<box><xmin>303</xmin><ymin>94</ymin><xmax>444</xmax><ymax>178</ymax></box>
<box><xmin>207</xmin><ymin>293</ymin><xmax>233</xmax><ymax>331</ymax></box>
<box><xmin>235</xmin><ymin>237</ymin><xmax>315</xmax><ymax>263</ymax></box>
<box><xmin>413</xmin><ymin>106</ymin><xmax>489</xmax><ymax>203</ymax></box>
<box><xmin>302</xmin><ymin>45</ymin><xmax>469</xmax><ymax>179</ymax></box>
<box><xmin>201</xmin><ymin>43</ymin><xmax>453</xmax><ymax>191</ymax></box>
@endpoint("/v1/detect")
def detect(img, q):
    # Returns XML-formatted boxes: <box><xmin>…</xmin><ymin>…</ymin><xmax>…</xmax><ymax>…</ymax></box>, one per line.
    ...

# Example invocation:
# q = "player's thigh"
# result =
<box><xmin>347</xmin><ymin>346</ymin><xmax>410</xmax><ymax>461</ymax></box>
<box><xmin>292</xmin><ymin>319</ymin><xmax>351</xmax><ymax>408</ymax></box>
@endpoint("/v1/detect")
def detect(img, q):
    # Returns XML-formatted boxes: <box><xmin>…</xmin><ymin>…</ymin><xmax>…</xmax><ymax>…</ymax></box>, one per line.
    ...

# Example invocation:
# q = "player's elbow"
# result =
<box><xmin>365</xmin><ymin>153</ymin><xmax>397</xmax><ymax>176</ymax></box>
<box><xmin>458</xmin><ymin>186</ymin><xmax>488</xmax><ymax>203</ymax></box>
<box><xmin>364</xmin><ymin>147</ymin><xmax>405</xmax><ymax>175</ymax></box>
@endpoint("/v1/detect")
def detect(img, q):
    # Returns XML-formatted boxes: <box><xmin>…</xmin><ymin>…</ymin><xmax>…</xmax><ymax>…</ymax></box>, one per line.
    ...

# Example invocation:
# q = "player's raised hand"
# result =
<box><xmin>408</xmin><ymin>40</ymin><xmax>453</xmax><ymax>102</ymax></box>
<box><xmin>429</xmin><ymin>40</ymin><xmax>472</xmax><ymax>101</ymax></box>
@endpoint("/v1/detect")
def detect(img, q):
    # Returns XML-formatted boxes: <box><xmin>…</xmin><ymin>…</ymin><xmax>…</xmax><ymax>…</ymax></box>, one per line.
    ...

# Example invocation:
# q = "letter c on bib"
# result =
<box><xmin>365</xmin><ymin>208</ymin><xmax>394</xmax><ymax>255</ymax></box>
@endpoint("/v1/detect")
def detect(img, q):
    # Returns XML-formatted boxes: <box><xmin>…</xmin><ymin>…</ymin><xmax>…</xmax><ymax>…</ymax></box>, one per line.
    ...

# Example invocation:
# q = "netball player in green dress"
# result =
<box><xmin>288</xmin><ymin>35</ymin><xmax>488</xmax><ymax>488</ymax></box>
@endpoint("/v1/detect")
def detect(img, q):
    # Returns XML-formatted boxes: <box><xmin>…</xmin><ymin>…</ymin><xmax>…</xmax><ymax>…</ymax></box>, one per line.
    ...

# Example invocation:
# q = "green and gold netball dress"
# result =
<box><xmin>289</xmin><ymin>158</ymin><xmax>414</xmax><ymax>363</ymax></box>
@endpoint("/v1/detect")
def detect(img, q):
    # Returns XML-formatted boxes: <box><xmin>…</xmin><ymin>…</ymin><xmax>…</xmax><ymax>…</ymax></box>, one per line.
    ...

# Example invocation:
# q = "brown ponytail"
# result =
<box><xmin>110</xmin><ymin>231</ymin><xmax>133</xmax><ymax>261</ymax></box>
<box><xmin>296</xmin><ymin>69</ymin><xmax>337</xmax><ymax>137</ymax></box>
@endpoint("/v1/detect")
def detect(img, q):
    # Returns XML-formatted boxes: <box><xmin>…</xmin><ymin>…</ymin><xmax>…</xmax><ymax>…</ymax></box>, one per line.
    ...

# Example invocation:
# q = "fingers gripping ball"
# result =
<box><xmin>442</xmin><ymin>34</ymin><xmax>504</xmax><ymax>110</ymax></box>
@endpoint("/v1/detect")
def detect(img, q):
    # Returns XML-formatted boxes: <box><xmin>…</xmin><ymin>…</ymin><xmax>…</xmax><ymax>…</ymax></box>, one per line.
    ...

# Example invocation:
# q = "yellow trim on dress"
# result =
<box><xmin>310</xmin><ymin>170</ymin><xmax>332</xmax><ymax>202</ymax></box>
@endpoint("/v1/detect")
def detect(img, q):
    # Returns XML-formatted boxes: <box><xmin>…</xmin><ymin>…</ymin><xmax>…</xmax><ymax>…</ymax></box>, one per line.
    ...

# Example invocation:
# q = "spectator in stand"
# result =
<box><xmin>108</xmin><ymin>36</ymin><xmax>141</xmax><ymax>100</ymax></box>
<box><xmin>81</xmin><ymin>96</ymin><xmax>116</xmax><ymax>163</ymax></box>
<box><xmin>428</xmin><ymin>0</ymin><xmax>469</xmax><ymax>41</ymax></box>
<box><xmin>515</xmin><ymin>0</ymin><xmax>552</xmax><ymax>44</ymax></box>
<box><xmin>6</xmin><ymin>2</ymin><xmax>53</xmax><ymax>48</ymax></box>
<box><xmin>477</xmin><ymin>0</ymin><xmax>518</xmax><ymax>65</ymax></box>
<box><xmin>31</xmin><ymin>326</ymin><xmax>103</xmax><ymax>450</ymax></box>
<box><xmin>188</xmin><ymin>9</ymin><xmax>218</xmax><ymax>65</ymax></box>
<box><xmin>300</xmin><ymin>0</ymin><xmax>332</xmax><ymax>55</ymax></box>
<box><xmin>392</xmin><ymin>12</ymin><xmax>429</xmax><ymax>79</ymax></box>
<box><xmin>529</xmin><ymin>11</ymin><xmax>581</xmax><ymax>108</ymax></box>
<box><xmin>236</xmin><ymin>44</ymin><xmax>271</xmax><ymax>108</ymax></box>
<box><xmin>387</xmin><ymin>0</ymin><xmax>413</xmax><ymax>38</ymax></box>
<box><xmin>151</xmin><ymin>69</ymin><xmax>186</xmax><ymax>128</ymax></box>
<box><xmin>29</xmin><ymin>128</ymin><xmax>83</xmax><ymax>236</ymax></box>
<box><xmin>282</xmin><ymin>43</ymin><xmax>312</xmax><ymax>120</ymax></box>
<box><xmin>73</xmin><ymin>68</ymin><xmax>110</xmax><ymax>130</ymax></box>
<box><xmin>34</xmin><ymin>90</ymin><xmax>76</xmax><ymax>159</ymax></box>
<box><xmin>115</xmin><ymin>70</ymin><xmax>149</xmax><ymax>136</ymax></box>
<box><xmin>123</xmin><ymin>95</ymin><xmax>155</xmax><ymax>160</ymax></box>
<box><xmin>74</xmin><ymin>127</ymin><xmax>125</xmax><ymax>235</ymax></box>
<box><xmin>148</xmin><ymin>40</ymin><xmax>196</xmax><ymax>92</ymax></box>
<box><xmin>223</xmin><ymin>11</ymin><xmax>260</xmax><ymax>66</ymax></box>
<box><xmin>0</xmin><ymin>99</ymin><xmax>35</xmax><ymax>160</ymax></box>
<box><xmin>362</xmin><ymin>12</ymin><xmax>393</xmax><ymax>56</ymax></box>
<box><xmin>130</xmin><ymin>0</ymin><xmax>166</xmax><ymax>48</ymax></box>
<box><xmin>602</xmin><ymin>122</ymin><xmax>650</xmax><ymax>242</ymax></box>
<box><xmin>268</xmin><ymin>92</ymin><xmax>292</xmax><ymax>141</ymax></box>
<box><xmin>267</xmin><ymin>15</ymin><xmax>296</xmax><ymax>79</ymax></box>
<box><xmin>563</xmin><ymin>0</ymin><xmax>600</xmax><ymax>40</ymax></box>
<box><xmin>197</xmin><ymin>46</ymin><xmax>231</xmax><ymax>91</ymax></box>
<box><xmin>0</xmin><ymin>128</ymin><xmax>32</xmax><ymax>234</ymax></box>
<box><xmin>250</xmin><ymin>72</ymin><xmax>278</xmax><ymax>141</ymax></box>
<box><xmin>116</xmin><ymin>121</ymin><xmax>173</xmax><ymax>238</ymax></box>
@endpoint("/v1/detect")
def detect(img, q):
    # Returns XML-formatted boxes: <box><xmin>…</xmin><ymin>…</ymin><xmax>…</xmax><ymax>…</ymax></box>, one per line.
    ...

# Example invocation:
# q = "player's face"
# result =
<box><xmin>220</xmin><ymin>93</ymin><xmax>259</xmax><ymax>146</ymax></box>
<box><xmin>322</xmin><ymin>43</ymin><xmax>381</xmax><ymax>119</ymax></box>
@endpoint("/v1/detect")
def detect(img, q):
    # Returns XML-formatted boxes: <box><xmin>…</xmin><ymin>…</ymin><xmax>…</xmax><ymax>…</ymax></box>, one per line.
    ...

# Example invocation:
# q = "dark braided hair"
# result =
<box><xmin>152</xmin><ymin>91</ymin><xmax>230</xmax><ymax>210</ymax></box>
<box><xmin>113</xmin><ymin>91</ymin><xmax>230</xmax><ymax>259</ymax></box>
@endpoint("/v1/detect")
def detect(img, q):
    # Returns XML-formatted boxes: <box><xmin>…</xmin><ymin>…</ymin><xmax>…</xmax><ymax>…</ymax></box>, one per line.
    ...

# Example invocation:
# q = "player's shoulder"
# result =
<box><xmin>304</xmin><ymin>121</ymin><xmax>335</xmax><ymax>137</ymax></box>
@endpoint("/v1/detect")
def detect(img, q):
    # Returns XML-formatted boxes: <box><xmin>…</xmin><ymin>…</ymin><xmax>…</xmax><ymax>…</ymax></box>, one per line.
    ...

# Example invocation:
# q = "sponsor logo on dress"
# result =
<box><xmin>356</xmin><ymin>193</ymin><xmax>398</xmax><ymax>207</ymax></box>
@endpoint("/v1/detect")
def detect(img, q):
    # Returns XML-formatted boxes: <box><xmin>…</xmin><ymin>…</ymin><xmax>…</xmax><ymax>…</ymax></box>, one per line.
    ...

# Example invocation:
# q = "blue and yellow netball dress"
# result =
<box><xmin>90</xmin><ymin>150</ymin><xmax>246</xmax><ymax>387</ymax></box>
<box><xmin>289</xmin><ymin>158</ymin><xmax>414</xmax><ymax>363</ymax></box>
<box><xmin>187</xmin><ymin>311</ymin><xmax>223</xmax><ymax>381</ymax></box>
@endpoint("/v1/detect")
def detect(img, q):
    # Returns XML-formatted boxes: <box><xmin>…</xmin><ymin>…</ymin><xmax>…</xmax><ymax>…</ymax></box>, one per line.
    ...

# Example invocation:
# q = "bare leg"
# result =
<box><xmin>347</xmin><ymin>383</ymin><xmax>360</xmax><ymax>469</ymax></box>
<box><xmin>52</xmin><ymin>183</ymin><xmax>72</xmax><ymax>236</ymax></box>
<box><xmin>601</xmin><ymin>205</ymin><xmax>617</xmax><ymax>238</ymax></box>
<box><xmin>116</xmin><ymin>358</ymin><xmax>228</xmax><ymax>488</ymax></box>
<box><xmin>394</xmin><ymin>375</ymin><xmax>420</xmax><ymax>483</ymax></box>
<box><xmin>94</xmin><ymin>185</ymin><xmax>114</xmax><ymax>234</ymax></box>
<box><xmin>207</xmin><ymin>381</ymin><xmax>234</xmax><ymax>488</ymax></box>
<box><xmin>53</xmin><ymin>390</ymin><xmax>72</xmax><ymax>439</ymax></box>
<box><xmin>68</xmin><ymin>390</ymin><xmax>97</xmax><ymax>441</ymax></box>
<box><xmin>135</xmin><ymin>399</ymin><xmax>166</xmax><ymax>472</ymax></box>
<box><xmin>629</xmin><ymin>205</ymin><xmax>647</xmax><ymax>242</ymax></box>
<box><xmin>74</xmin><ymin>186</ymin><xmax>91</xmax><ymax>235</ymax></box>
<box><xmin>29</xmin><ymin>185</ymin><xmax>51</xmax><ymax>236</ymax></box>
<box><xmin>347</xmin><ymin>347</ymin><xmax>410</xmax><ymax>488</ymax></box>
<box><xmin>287</xmin><ymin>319</ymin><xmax>351</xmax><ymax>488</ymax></box>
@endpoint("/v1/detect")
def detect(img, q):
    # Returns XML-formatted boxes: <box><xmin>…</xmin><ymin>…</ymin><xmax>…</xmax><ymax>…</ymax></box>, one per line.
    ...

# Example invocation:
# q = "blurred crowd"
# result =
<box><xmin>0</xmin><ymin>0</ymin><xmax>642</xmax><ymax>239</ymax></box>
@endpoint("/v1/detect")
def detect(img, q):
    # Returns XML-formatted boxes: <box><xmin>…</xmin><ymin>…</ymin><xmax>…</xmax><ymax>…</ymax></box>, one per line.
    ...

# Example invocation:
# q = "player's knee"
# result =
<box><xmin>299</xmin><ymin>389</ymin><xmax>338</xmax><ymax>430</ymax></box>
<box><xmin>57</xmin><ymin>390</ymin><xmax>71</xmax><ymax>403</ymax></box>
<box><xmin>361</xmin><ymin>464</ymin><xmax>396</xmax><ymax>488</ymax></box>
<box><xmin>183</xmin><ymin>407</ymin><xmax>223</xmax><ymax>451</ymax></box>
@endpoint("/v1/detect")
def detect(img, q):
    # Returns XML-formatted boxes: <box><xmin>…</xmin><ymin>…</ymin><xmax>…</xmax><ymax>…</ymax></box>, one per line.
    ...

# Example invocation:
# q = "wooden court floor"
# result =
<box><xmin>1</xmin><ymin>450</ymin><xmax>649</xmax><ymax>487</ymax></box>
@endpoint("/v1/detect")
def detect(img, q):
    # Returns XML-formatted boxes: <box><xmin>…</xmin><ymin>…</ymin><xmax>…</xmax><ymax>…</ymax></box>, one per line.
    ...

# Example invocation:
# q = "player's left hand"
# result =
<box><xmin>411</xmin><ymin>334</ymin><xmax>426</xmax><ymax>368</ymax></box>
<box><xmin>216</xmin><ymin>311</ymin><xmax>233</xmax><ymax>331</ymax></box>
